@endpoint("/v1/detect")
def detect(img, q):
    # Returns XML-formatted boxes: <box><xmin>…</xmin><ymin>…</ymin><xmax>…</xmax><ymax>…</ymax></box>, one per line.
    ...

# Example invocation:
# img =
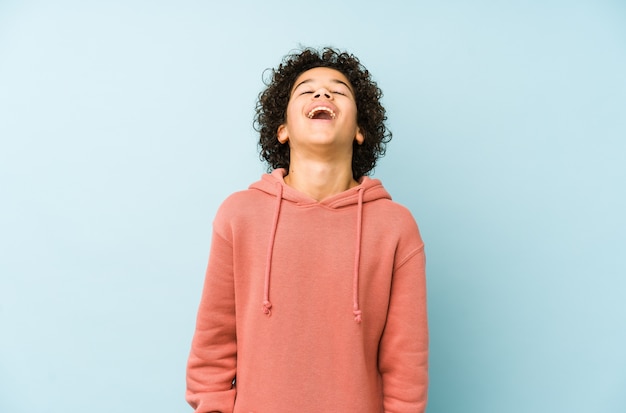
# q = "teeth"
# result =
<box><xmin>307</xmin><ymin>106</ymin><xmax>336</xmax><ymax>119</ymax></box>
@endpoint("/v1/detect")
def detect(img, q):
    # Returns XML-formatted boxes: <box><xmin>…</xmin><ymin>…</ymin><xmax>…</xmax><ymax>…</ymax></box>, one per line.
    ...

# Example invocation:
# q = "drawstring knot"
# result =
<box><xmin>262</xmin><ymin>300</ymin><xmax>272</xmax><ymax>316</ymax></box>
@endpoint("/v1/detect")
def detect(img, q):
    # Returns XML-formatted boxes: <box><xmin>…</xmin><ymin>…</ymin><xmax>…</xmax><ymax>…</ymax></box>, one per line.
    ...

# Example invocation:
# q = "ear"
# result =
<box><xmin>355</xmin><ymin>127</ymin><xmax>364</xmax><ymax>145</ymax></box>
<box><xmin>277</xmin><ymin>124</ymin><xmax>289</xmax><ymax>144</ymax></box>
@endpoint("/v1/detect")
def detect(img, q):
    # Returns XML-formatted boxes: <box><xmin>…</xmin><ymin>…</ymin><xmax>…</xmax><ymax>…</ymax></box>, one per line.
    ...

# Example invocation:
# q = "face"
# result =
<box><xmin>277</xmin><ymin>67</ymin><xmax>364</xmax><ymax>150</ymax></box>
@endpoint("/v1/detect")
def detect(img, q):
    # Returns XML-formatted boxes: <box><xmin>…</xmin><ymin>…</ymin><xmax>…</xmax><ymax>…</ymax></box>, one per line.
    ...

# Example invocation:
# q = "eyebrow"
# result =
<box><xmin>292</xmin><ymin>78</ymin><xmax>354</xmax><ymax>94</ymax></box>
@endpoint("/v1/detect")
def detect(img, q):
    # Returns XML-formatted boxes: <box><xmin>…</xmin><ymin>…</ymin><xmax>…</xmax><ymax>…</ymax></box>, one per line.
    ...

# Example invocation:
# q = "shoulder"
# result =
<box><xmin>369</xmin><ymin>198</ymin><xmax>425</xmax><ymax>248</ymax></box>
<box><xmin>369</xmin><ymin>197</ymin><xmax>420</xmax><ymax>227</ymax></box>
<box><xmin>212</xmin><ymin>188</ymin><xmax>274</xmax><ymax>235</ymax></box>
<box><xmin>361</xmin><ymin>177</ymin><xmax>419</xmax><ymax>226</ymax></box>
<box><xmin>219</xmin><ymin>188</ymin><xmax>265</xmax><ymax>209</ymax></box>
<box><xmin>215</xmin><ymin>188</ymin><xmax>268</xmax><ymax>220</ymax></box>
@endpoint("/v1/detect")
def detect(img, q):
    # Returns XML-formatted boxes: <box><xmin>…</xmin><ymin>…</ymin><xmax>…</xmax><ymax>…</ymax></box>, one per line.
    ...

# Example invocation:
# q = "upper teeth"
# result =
<box><xmin>307</xmin><ymin>106</ymin><xmax>336</xmax><ymax>119</ymax></box>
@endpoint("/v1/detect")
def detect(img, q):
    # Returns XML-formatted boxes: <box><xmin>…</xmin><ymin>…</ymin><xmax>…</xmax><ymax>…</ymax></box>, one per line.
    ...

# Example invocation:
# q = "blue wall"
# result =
<box><xmin>1</xmin><ymin>1</ymin><xmax>624</xmax><ymax>412</ymax></box>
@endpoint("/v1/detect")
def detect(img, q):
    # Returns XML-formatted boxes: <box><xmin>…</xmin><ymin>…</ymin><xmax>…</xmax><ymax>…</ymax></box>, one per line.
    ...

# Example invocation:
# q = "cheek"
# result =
<box><xmin>285</xmin><ymin>101</ymin><xmax>299</xmax><ymax>121</ymax></box>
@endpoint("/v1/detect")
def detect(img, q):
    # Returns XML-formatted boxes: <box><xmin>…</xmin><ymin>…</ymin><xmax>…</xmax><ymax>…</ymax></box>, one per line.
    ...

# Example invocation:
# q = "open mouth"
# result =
<box><xmin>307</xmin><ymin>106</ymin><xmax>336</xmax><ymax>120</ymax></box>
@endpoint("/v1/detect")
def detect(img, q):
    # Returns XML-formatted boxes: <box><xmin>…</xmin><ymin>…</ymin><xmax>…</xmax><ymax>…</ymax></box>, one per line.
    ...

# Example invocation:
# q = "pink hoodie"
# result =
<box><xmin>186</xmin><ymin>169</ymin><xmax>428</xmax><ymax>413</ymax></box>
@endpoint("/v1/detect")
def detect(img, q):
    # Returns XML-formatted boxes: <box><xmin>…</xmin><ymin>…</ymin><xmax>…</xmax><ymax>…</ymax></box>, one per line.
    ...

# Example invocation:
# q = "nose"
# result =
<box><xmin>313</xmin><ymin>88</ymin><xmax>332</xmax><ymax>100</ymax></box>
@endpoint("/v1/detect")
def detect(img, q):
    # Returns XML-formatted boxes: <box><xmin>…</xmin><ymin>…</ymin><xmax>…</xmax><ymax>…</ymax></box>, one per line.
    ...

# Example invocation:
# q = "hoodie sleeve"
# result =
<box><xmin>186</xmin><ymin>228</ymin><xmax>237</xmax><ymax>413</ymax></box>
<box><xmin>378</xmin><ymin>240</ymin><xmax>429</xmax><ymax>413</ymax></box>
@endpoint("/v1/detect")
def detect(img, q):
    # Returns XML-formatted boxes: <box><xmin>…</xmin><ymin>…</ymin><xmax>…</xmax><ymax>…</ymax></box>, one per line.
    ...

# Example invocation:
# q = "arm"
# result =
<box><xmin>379</xmin><ymin>246</ymin><xmax>429</xmax><ymax>413</ymax></box>
<box><xmin>186</xmin><ymin>230</ymin><xmax>237</xmax><ymax>413</ymax></box>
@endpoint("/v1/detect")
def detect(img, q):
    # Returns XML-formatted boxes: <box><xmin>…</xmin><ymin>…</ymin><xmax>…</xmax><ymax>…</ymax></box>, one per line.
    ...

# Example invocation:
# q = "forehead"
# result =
<box><xmin>292</xmin><ymin>67</ymin><xmax>352</xmax><ymax>89</ymax></box>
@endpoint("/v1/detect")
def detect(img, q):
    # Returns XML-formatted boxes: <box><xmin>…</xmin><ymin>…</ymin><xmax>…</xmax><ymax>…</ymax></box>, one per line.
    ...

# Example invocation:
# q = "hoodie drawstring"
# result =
<box><xmin>261</xmin><ymin>179</ymin><xmax>365</xmax><ymax>324</ymax></box>
<box><xmin>352</xmin><ymin>187</ymin><xmax>365</xmax><ymax>324</ymax></box>
<box><xmin>262</xmin><ymin>182</ymin><xmax>283</xmax><ymax>316</ymax></box>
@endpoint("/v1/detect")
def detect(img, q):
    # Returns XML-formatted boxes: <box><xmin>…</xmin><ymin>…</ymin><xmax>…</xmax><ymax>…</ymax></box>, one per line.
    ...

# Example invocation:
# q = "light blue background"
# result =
<box><xmin>1</xmin><ymin>1</ymin><xmax>625</xmax><ymax>412</ymax></box>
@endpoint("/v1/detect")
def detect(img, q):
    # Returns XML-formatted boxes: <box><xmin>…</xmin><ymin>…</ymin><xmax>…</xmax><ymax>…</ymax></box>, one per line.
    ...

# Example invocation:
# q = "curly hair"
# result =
<box><xmin>254</xmin><ymin>47</ymin><xmax>391</xmax><ymax>180</ymax></box>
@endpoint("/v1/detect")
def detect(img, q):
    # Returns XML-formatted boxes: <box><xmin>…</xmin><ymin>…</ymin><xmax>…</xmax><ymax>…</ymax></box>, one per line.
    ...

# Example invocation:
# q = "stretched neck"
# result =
<box><xmin>284</xmin><ymin>153</ymin><xmax>359</xmax><ymax>202</ymax></box>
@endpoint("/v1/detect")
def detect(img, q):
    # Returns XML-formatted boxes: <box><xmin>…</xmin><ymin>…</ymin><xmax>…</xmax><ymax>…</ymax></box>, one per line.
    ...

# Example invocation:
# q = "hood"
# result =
<box><xmin>250</xmin><ymin>168</ymin><xmax>392</xmax><ymax>207</ymax></box>
<box><xmin>249</xmin><ymin>169</ymin><xmax>391</xmax><ymax>325</ymax></box>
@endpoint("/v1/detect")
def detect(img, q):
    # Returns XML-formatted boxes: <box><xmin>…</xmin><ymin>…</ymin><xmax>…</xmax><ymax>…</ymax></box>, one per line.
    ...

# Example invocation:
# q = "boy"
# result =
<box><xmin>186</xmin><ymin>47</ymin><xmax>428</xmax><ymax>413</ymax></box>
